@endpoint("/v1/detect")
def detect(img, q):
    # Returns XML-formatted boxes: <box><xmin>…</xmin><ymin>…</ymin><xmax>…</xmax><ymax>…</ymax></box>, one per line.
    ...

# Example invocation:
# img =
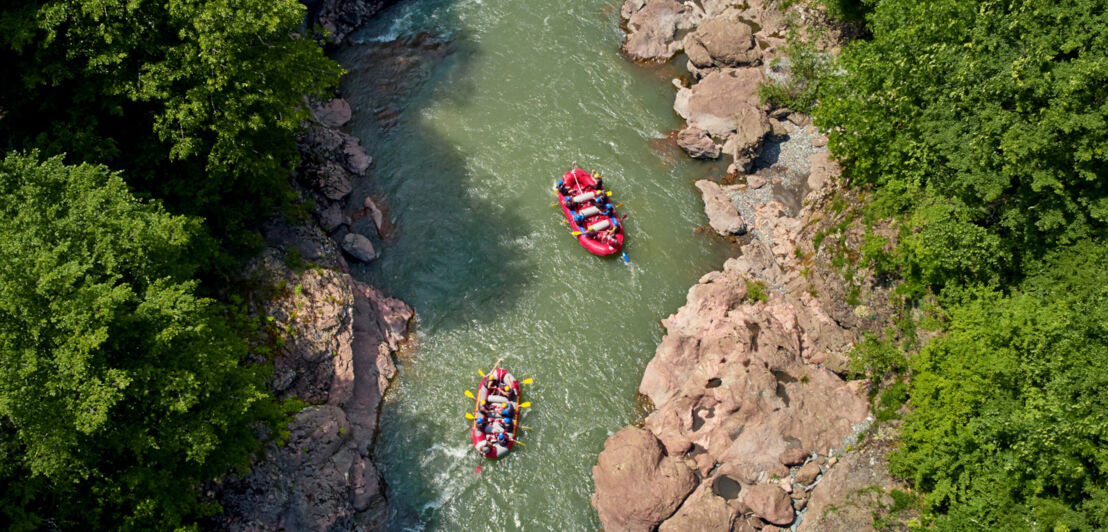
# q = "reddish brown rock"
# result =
<box><xmin>220</xmin><ymin>238</ymin><xmax>413</xmax><ymax>531</ymax></box>
<box><xmin>779</xmin><ymin>448</ymin><xmax>810</xmax><ymax>467</ymax></box>
<box><xmin>620</xmin><ymin>0</ymin><xmax>705</xmax><ymax>62</ymax></box>
<box><xmin>695</xmin><ymin>180</ymin><xmax>746</xmax><ymax>236</ymax></box>
<box><xmin>808</xmin><ymin>151</ymin><xmax>839</xmax><ymax>193</ymax></box>
<box><xmin>310</xmin><ymin>98</ymin><xmax>353</xmax><ymax>128</ymax></box>
<box><xmin>674</xmin><ymin>69</ymin><xmax>765</xmax><ymax>138</ymax></box>
<box><xmin>592</xmin><ymin>426</ymin><xmax>698</xmax><ymax>532</ymax></box>
<box><xmin>683</xmin><ymin>17</ymin><xmax>760</xmax><ymax>68</ymax></box>
<box><xmin>658</xmin><ymin>480</ymin><xmax>739</xmax><ymax>532</ymax></box>
<box><xmin>677</xmin><ymin>126</ymin><xmax>722</xmax><ymax>159</ymax></box>
<box><xmin>740</xmin><ymin>484</ymin><xmax>794</xmax><ymax>526</ymax></box>
<box><xmin>796</xmin><ymin>461</ymin><xmax>822</xmax><ymax>486</ymax></box>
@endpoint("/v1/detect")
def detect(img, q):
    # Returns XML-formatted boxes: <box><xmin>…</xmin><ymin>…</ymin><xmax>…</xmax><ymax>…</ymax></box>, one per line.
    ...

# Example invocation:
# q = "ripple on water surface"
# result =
<box><xmin>337</xmin><ymin>1</ymin><xmax>734</xmax><ymax>529</ymax></box>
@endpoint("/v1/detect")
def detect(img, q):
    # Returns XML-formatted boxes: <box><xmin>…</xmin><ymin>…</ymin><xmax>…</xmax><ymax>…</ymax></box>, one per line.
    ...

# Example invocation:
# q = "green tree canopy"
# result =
<box><xmin>0</xmin><ymin>152</ymin><xmax>280</xmax><ymax>530</ymax></box>
<box><xmin>0</xmin><ymin>0</ymin><xmax>343</xmax><ymax>233</ymax></box>
<box><xmin>817</xmin><ymin>0</ymin><xmax>1108</xmax><ymax>289</ymax></box>
<box><xmin>891</xmin><ymin>242</ymin><xmax>1108</xmax><ymax>530</ymax></box>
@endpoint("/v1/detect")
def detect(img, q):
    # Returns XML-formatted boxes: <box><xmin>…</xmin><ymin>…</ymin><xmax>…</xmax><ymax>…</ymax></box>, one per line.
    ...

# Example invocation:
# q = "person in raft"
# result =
<box><xmin>476</xmin><ymin>433</ymin><xmax>509</xmax><ymax>456</ymax></box>
<box><xmin>498</xmin><ymin>402</ymin><xmax>515</xmax><ymax>428</ymax></box>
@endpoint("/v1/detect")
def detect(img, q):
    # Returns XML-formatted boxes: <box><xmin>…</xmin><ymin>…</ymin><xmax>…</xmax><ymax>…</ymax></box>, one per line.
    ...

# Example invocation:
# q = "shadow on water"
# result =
<box><xmin>328</xmin><ymin>1</ymin><xmax>740</xmax><ymax>529</ymax></box>
<box><xmin>333</xmin><ymin>8</ymin><xmax>533</xmax><ymax>526</ymax></box>
<box><xmin>336</xmin><ymin>14</ymin><xmax>533</xmax><ymax>335</ymax></box>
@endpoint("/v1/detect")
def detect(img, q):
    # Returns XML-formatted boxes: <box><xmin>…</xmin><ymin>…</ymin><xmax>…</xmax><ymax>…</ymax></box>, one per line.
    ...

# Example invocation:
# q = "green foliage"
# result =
<box><xmin>817</xmin><ymin>0</ymin><xmax>876</xmax><ymax>23</ymax></box>
<box><xmin>860</xmin><ymin>231</ymin><xmax>895</xmax><ymax>276</ymax></box>
<box><xmin>0</xmin><ymin>153</ymin><xmax>282</xmax><ymax>530</ymax></box>
<box><xmin>0</xmin><ymin>0</ymin><xmax>343</xmax><ymax>234</ymax></box>
<box><xmin>816</xmin><ymin>0</ymin><xmax>1108</xmax><ymax>289</ymax></box>
<box><xmin>758</xmin><ymin>25</ymin><xmax>836</xmax><ymax>114</ymax></box>
<box><xmin>875</xmin><ymin>380</ymin><xmax>907</xmax><ymax>422</ymax></box>
<box><xmin>744</xmin><ymin>278</ymin><xmax>769</xmax><ymax>303</ymax></box>
<box><xmin>891</xmin><ymin>243</ymin><xmax>1108</xmax><ymax>530</ymax></box>
<box><xmin>813</xmin><ymin>228</ymin><xmax>827</xmax><ymax>251</ymax></box>
<box><xmin>848</xmin><ymin>331</ymin><xmax>906</xmax><ymax>384</ymax></box>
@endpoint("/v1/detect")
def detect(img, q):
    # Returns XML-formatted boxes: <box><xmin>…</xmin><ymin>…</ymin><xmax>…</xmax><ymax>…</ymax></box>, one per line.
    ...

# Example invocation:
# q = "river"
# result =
<box><xmin>336</xmin><ymin>1</ymin><xmax>732</xmax><ymax>529</ymax></box>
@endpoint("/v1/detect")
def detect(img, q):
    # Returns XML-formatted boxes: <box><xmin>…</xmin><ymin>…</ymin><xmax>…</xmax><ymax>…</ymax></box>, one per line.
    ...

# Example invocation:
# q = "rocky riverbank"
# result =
<box><xmin>211</xmin><ymin>95</ymin><xmax>412</xmax><ymax>530</ymax></box>
<box><xmin>210</xmin><ymin>3</ymin><xmax>412</xmax><ymax>528</ymax></box>
<box><xmin>592</xmin><ymin>1</ymin><xmax>905</xmax><ymax>530</ymax></box>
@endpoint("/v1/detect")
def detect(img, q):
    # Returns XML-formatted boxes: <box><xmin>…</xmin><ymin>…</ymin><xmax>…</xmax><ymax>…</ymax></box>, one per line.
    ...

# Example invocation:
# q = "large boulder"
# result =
<box><xmin>342</xmin><ymin>233</ymin><xmax>377</xmax><ymax>262</ymax></box>
<box><xmin>677</xmin><ymin>126</ymin><xmax>721</xmax><ymax>159</ymax></box>
<box><xmin>592</xmin><ymin>426</ymin><xmax>698</xmax><ymax>532</ymax></box>
<box><xmin>695</xmin><ymin>180</ymin><xmax>746</xmax><ymax>236</ymax></box>
<box><xmin>721</xmin><ymin>106</ymin><xmax>771</xmax><ymax>166</ymax></box>
<box><xmin>674</xmin><ymin>68</ymin><xmax>765</xmax><ymax>138</ymax></box>
<box><xmin>310</xmin><ymin>98</ymin><xmax>353</xmax><ymax>128</ymax></box>
<box><xmin>620</xmin><ymin>0</ymin><xmax>705</xmax><ymax>62</ymax></box>
<box><xmin>683</xmin><ymin>17</ymin><xmax>760</xmax><ymax>68</ymax></box>
<box><xmin>658</xmin><ymin>480</ymin><xmax>740</xmax><ymax>532</ymax></box>
<box><xmin>740</xmin><ymin>484</ymin><xmax>794</xmax><ymax>526</ymax></box>
<box><xmin>314</xmin><ymin>0</ymin><xmax>390</xmax><ymax>45</ymax></box>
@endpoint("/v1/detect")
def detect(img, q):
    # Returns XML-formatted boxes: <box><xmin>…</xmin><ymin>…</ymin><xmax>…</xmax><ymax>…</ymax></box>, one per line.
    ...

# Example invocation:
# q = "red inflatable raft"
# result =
<box><xmin>556</xmin><ymin>168</ymin><xmax>624</xmax><ymax>256</ymax></box>
<box><xmin>470</xmin><ymin>367</ymin><xmax>522</xmax><ymax>458</ymax></box>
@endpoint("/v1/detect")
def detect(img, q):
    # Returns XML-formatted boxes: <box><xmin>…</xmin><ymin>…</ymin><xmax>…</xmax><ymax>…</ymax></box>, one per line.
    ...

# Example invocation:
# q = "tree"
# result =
<box><xmin>0</xmin><ymin>153</ymin><xmax>281</xmax><ymax>530</ymax></box>
<box><xmin>891</xmin><ymin>242</ymin><xmax>1108</xmax><ymax>530</ymax></box>
<box><xmin>0</xmin><ymin>0</ymin><xmax>343</xmax><ymax>233</ymax></box>
<box><xmin>816</xmin><ymin>0</ymin><xmax>1108</xmax><ymax>289</ymax></box>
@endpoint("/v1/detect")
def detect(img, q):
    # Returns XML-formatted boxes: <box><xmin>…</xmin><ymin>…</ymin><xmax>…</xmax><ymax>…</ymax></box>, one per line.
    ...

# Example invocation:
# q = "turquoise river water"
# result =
<box><xmin>337</xmin><ymin>1</ymin><xmax>734</xmax><ymax>529</ymax></box>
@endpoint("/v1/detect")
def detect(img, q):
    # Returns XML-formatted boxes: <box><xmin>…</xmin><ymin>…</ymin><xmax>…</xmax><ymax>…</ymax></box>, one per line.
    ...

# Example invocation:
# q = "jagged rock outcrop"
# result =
<box><xmin>798</xmin><ymin>425</ymin><xmax>909</xmax><ymax>532</ymax></box>
<box><xmin>674</xmin><ymin>69</ymin><xmax>770</xmax><ymax>172</ymax></box>
<box><xmin>591</xmin><ymin>426</ymin><xmax>698</xmax><ymax>532</ymax></box>
<box><xmin>683</xmin><ymin>17</ymin><xmax>760</xmax><ymax>69</ymax></box>
<box><xmin>296</xmin><ymin>99</ymin><xmax>373</xmax><ymax>207</ymax></box>
<box><xmin>309</xmin><ymin>0</ymin><xmax>392</xmax><ymax>45</ymax></box>
<box><xmin>695</xmin><ymin>179</ymin><xmax>746</xmax><ymax>235</ymax></box>
<box><xmin>677</xmin><ymin>125</ymin><xmax>721</xmax><ymax>159</ymax></box>
<box><xmin>216</xmin><ymin>233</ymin><xmax>411</xmax><ymax>530</ymax></box>
<box><xmin>593</xmin><ymin>50</ymin><xmax>907</xmax><ymax>523</ymax></box>
<box><xmin>620</xmin><ymin>0</ymin><xmax>705</xmax><ymax>62</ymax></box>
<box><xmin>621</xmin><ymin>0</ymin><xmax>829</xmax><ymax>175</ymax></box>
<box><xmin>214</xmin><ymin>78</ymin><xmax>408</xmax><ymax>529</ymax></box>
<box><xmin>596</xmin><ymin>147</ymin><xmax>875</xmax><ymax>528</ymax></box>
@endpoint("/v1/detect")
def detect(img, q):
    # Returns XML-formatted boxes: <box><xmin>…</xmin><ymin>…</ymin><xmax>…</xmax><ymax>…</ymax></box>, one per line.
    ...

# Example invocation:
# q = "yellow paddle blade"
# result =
<box><xmin>519</xmin><ymin>402</ymin><xmax>531</xmax><ymax>408</ymax></box>
<box><xmin>572</xmin><ymin>231</ymin><xmax>581</xmax><ymax>236</ymax></box>
<box><xmin>465</xmin><ymin>413</ymin><xmax>474</xmax><ymax>420</ymax></box>
<box><xmin>522</xmin><ymin>378</ymin><xmax>533</xmax><ymax>384</ymax></box>
<box><xmin>616</xmin><ymin>203</ymin><xmax>623</xmax><ymax>208</ymax></box>
<box><xmin>478</xmin><ymin>369</ymin><xmax>485</xmax><ymax>377</ymax></box>
<box><xmin>606</xmin><ymin>190</ymin><xmax>613</xmax><ymax>196</ymax></box>
<box><xmin>514</xmin><ymin>440</ymin><xmax>526</xmax><ymax>446</ymax></box>
<box><xmin>465</xmin><ymin>390</ymin><xmax>474</xmax><ymax>399</ymax></box>
<box><xmin>519</xmin><ymin>425</ymin><xmax>532</xmax><ymax>430</ymax></box>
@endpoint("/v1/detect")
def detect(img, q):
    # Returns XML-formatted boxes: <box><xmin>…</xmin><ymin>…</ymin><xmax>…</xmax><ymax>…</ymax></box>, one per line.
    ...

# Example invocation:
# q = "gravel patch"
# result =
<box><xmin>725</xmin><ymin>122</ymin><xmax>827</xmax><ymax>247</ymax></box>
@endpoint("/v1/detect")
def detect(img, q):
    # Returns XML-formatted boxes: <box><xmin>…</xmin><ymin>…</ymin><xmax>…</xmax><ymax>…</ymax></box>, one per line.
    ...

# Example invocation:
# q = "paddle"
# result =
<box><xmin>465</xmin><ymin>413</ymin><xmax>475</xmax><ymax>420</ymax></box>
<box><xmin>478</xmin><ymin>369</ymin><xmax>485</xmax><ymax>377</ymax></box>
<box><xmin>465</xmin><ymin>390</ymin><xmax>474</xmax><ymax>399</ymax></box>
<box><xmin>521</xmin><ymin>378</ymin><xmax>533</xmax><ymax>385</ymax></box>
<box><xmin>519</xmin><ymin>402</ymin><xmax>531</xmax><ymax>408</ymax></box>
